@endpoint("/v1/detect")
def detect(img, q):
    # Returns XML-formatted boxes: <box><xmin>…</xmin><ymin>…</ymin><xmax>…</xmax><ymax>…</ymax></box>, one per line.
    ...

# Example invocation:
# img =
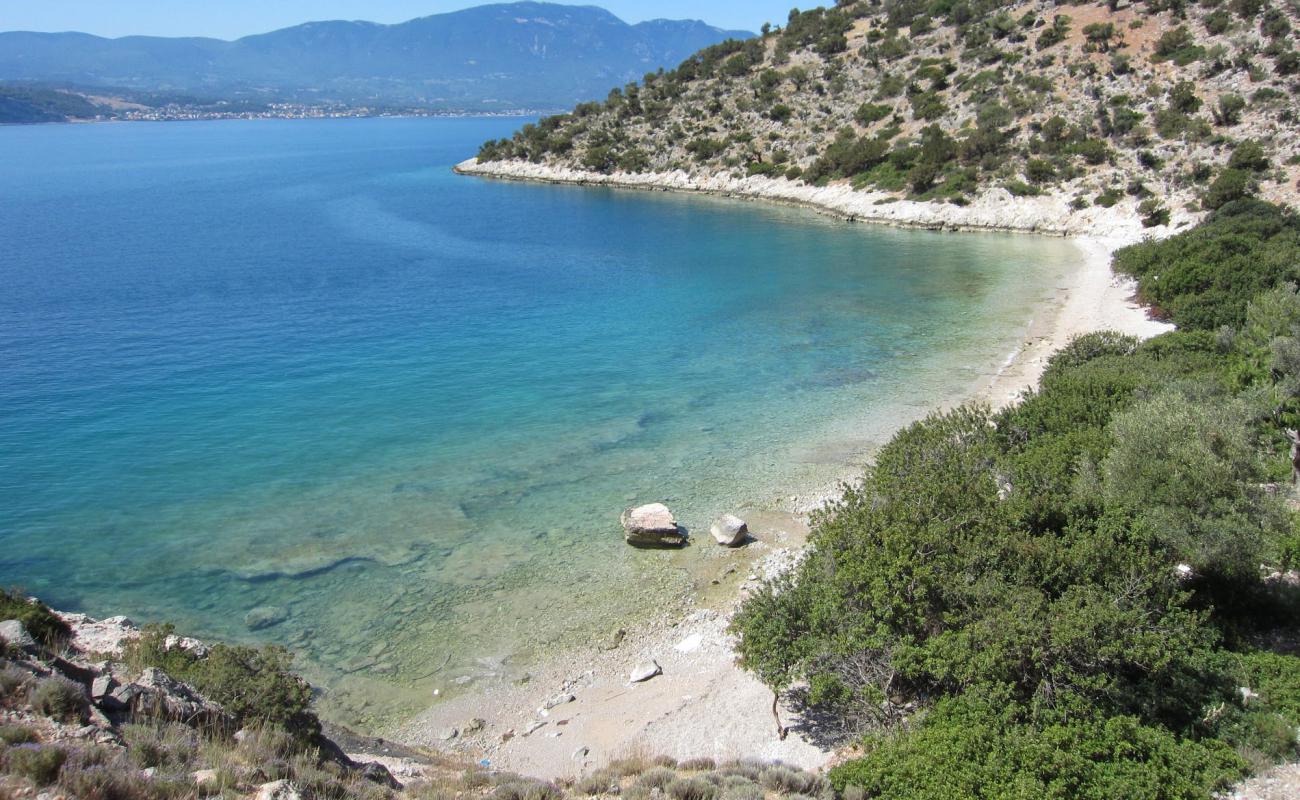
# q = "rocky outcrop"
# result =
<box><xmin>710</xmin><ymin>514</ymin><xmax>749</xmax><ymax>547</ymax></box>
<box><xmin>621</xmin><ymin>503</ymin><xmax>687</xmax><ymax>547</ymax></box>
<box><xmin>458</xmin><ymin>159</ymin><xmax>1183</xmax><ymax>239</ymax></box>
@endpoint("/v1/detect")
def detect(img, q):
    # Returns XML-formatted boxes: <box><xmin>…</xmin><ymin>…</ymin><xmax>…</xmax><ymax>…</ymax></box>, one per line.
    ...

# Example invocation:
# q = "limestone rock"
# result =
<box><xmin>542</xmin><ymin>692</ymin><xmax>575</xmax><ymax>710</ymax></box>
<box><xmin>621</xmin><ymin>503</ymin><xmax>685</xmax><ymax>547</ymax></box>
<box><xmin>193</xmin><ymin>769</ymin><xmax>220</xmax><ymax>787</ymax></box>
<box><xmin>0</xmin><ymin>619</ymin><xmax>35</xmax><ymax>650</ymax></box>
<box><xmin>256</xmin><ymin>780</ymin><xmax>301</xmax><ymax>800</ymax></box>
<box><xmin>244</xmin><ymin>606</ymin><xmax>288</xmax><ymax>631</ymax></box>
<box><xmin>127</xmin><ymin>668</ymin><xmax>232</xmax><ymax>728</ymax></box>
<box><xmin>630</xmin><ymin>660</ymin><xmax>661</xmax><ymax>683</ymax></box>
<box><xmin>710</xmin><ymin>514</ymin><xmax>749</xmax><ymax>546</ymax></box>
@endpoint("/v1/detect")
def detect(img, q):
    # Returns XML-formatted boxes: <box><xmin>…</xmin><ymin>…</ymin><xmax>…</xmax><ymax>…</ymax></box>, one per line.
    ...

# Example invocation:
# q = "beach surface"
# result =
<box><xmin>397</xmin><ymin>165</ymin><xmax>1176</xmax><ymax>779</ymax></box>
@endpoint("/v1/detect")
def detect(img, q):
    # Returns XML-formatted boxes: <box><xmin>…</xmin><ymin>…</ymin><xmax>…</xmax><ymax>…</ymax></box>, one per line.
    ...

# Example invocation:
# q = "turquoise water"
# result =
<box><xmin>0</xmin><ymin>117</ymin><xmax>1078</xmax><ymax>726</ymax></box>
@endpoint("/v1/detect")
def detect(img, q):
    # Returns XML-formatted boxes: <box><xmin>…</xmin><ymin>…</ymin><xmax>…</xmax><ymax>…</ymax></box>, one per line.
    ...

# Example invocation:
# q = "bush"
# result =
<box><xmin>2</xmin><ymin>745</ymin><xmax>66</xmax><ymax>786</ymax></box>
<box><xmin>493</xmin><ymin>781</ymin><xmax>563</xmax><ymax>800</ymax></box>
<box><xmin>30</xmin><ymin>676</ymin><xmax>88</xmax><ymax>723</ymax></box>
<box><xmin>1139</xmin><ymin>199</ymin><xmax>1170</xmax><ymax>227</ymax></box>
<box><xmin>1114</xmin><ymin>200</ymin><xmax>1300</xmax><ymax>329</ymax></box>
<box><xmin>0</xmin><ymin>724</ymin><xmax>37</xmax><ymax>745</ymax></box>
<box><xmin>1203</xmin><ymin>168</ymin><xmax>1254</xmax><ymax>210</ymax></box>
<box><xmin>1101</xmin><ymin>388</ymin><xmax>1282</xmax><ymax>579</ymax></box>
<box><xmin>121</xmin><ymin>723</ymin><xmax>198</xmax><ymax>771</ymax></box>
<box><xmin>829</xmin><ymin>694</ymin><xmax>1245</xmax><ymax>800</ymax></box>
<box><xmin>1154</xmin><ymin>26</ymin><xmax>1205</xmax><ymax>65</ymax></box>
<box><xmin>0</xmin><ymin>589</ymin><xmax>70</xmax><ymax>648</ymax></box>
<box><xmin>123</xmin><ymin>625</ymin><xmax>318</xmax><ymax>742</ymax></box>
<box><xmin>666</xmin><ymin>777</ymin><xmax>717</xmax><ymax>800</ymax></box>
<box><xmin>637</xmin><ymin>767</ymin><xmax>679</xmax><ymax>790</ymax></box>
<box><xmin>1229</xmin><ymin>140</ymin><xmax>1270</xmax><ymax>172</ymax></box>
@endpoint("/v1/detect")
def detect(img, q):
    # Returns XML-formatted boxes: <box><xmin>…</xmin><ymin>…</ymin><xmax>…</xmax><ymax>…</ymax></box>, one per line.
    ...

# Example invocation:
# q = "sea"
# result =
<box><xmin>0</xmin><ymin>116</ymin><xmax>1079</xmax><ymax>727</ymax></box>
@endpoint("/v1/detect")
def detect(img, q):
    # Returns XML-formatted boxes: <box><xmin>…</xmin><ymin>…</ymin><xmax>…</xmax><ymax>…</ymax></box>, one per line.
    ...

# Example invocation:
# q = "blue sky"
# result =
<box><xmin>0</xmin><ymin>1</ymin><xmax>798</xmax><ymax>39</ymax></box>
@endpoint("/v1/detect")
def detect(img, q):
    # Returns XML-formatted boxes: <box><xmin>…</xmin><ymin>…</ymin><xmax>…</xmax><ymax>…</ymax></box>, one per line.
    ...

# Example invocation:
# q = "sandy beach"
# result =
<box><xmin>393</xmin><ymin>165</ymin><xmax>1177</xmax><ymax>779</ymax></box>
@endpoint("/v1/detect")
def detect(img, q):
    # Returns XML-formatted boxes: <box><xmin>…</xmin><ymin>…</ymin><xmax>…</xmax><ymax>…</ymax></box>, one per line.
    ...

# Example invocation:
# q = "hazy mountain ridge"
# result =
<box><xmin>0</xmin><ymin>2</ymin><xmax>753</xmax><ymax>109</ymax></box>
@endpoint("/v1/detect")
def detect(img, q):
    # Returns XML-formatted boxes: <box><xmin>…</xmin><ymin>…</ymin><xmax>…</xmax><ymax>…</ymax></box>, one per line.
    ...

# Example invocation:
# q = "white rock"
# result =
<box><xmin>542</xmin><ymin>692</ymin><xmax>575</xmax><ymax>710</ymax></box>
<box><xmin>674</xmin><ymin>633</ymin><xmax>704</xmax><ymax>653</ymax></box>
<box><xmin>255</xmin><ymin>780</ymin><xmax>301</xmax><ymax>800</ymax></box>
<box><xmin>710</xmin><ymin>514</ymin><xmax>749</xmax><ymax>546</ymax></box>
<box><xmin>0</xmin><ymin>619</ymin><xmax>35</xmax><ymax>649</ymax></box>
<box><xmin>522</xmin><ymin>721</ymin><xmax>547</xmax><ymax>736</ymax></box>
<box><xmin>630</xmin><ymin>660</ymin><xmax>662</xmax><ymax>683</ymax></box>
<box><xmin>621</xmin><ymin>503</ymin><xmax>685</xmax><ymax>547</ymax></box>
<box><xmin>193</xmin><ymin>769</ymin><xmax>220</xmax><ymax>787</ymax></box>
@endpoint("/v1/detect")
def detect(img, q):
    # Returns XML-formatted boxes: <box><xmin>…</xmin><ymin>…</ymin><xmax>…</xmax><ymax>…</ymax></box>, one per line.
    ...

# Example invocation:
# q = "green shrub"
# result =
<box><xmin>854</xmin><ymin>103</ymin><xmax>892</xmax><ymax>125</ymax></box>
<box><xmin>1139</xmin><ymin>198</ymin><xmax>1170</xmax><ymax>227</ymax></box>
<box><xmin>1154</xmin><ymin>26</ymin><xmax>1205</xmax><ymax>65</ymax></box>
<box><xmin>0</xmin><ymin>589</ymin><xmax>70</xmax><ymax>648</ymax></box>
<box><xmin>1114</xmin><ymin>199</ymin><xmax>1300</xmax><ymax>329</ymax></box>
<box><xmin>666</xmin><ymin>777</ymin><xmax>717</xmax><ymax>800</ymax></box>
<box><xmin>1229</xmin><ymin>140</ymin><xmax>1270</xmax><ymax>172</ymax></box>
<box><xmin>829</xmin><ymin>694</ymin><xmax>1245</xmax><ymax>800</ymax></box>
<box><xmin>637</xmin><ymin>767</ymin><xmax>679</xmax><ymax>790</ymax></box>
<box><xmin>3</xmin><ymin>745</ymin><xmax>66</xmax><ymax>786</ymax></box>
<box><xmin>1203</xmin><ymin>168</ymin><xmax>1254</xmax><ymax>210</ymax></box>
<box><xmin>123</xmin><ymin>625</ymin><xmax>318</xmax><ymax>742</ymax></box>
<box><xmin>0</xmin><ymin>724</ymin><xmax>37</xmax><ymax>745</ymax></box>
<box><xmin>30</xmin><ymin>676</ymin><xmax>88</xmax><ymax>723</ymax></box>
<box><xmin>493</xmin><ymin>781</ymin><xmax>563</xmax><ymax>800</ymax></box>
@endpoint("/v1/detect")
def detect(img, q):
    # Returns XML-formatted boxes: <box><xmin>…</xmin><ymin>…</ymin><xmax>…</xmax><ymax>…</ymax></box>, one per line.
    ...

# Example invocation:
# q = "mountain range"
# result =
<box><xmin>0</xmin><ymin>2</ymin><xmax>752</xmax><ymax>109</ymax></box>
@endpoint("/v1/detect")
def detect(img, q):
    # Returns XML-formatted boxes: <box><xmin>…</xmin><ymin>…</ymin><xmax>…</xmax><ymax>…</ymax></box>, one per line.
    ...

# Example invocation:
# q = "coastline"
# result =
<box><xmin>391</xmin><ymin>162</ymin><xmax>1176</xmax><ymax>778</ymax></box>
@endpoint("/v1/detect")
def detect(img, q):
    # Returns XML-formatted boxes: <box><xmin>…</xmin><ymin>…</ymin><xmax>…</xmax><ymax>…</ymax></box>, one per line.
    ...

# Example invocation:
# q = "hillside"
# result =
<box><xmin>0</xmin><ymin>2</ymin><xmax>753</xmax><ymax>110</ymax></box>
<box><xmin>0</xmin><ymin>84</ymin><xmax>104</xmax><ymax>123</ymax></box>
<box><xmin>468</xmin><ymin>0</ymin><xmax>1300</xmax><ymax>227</ymax></box>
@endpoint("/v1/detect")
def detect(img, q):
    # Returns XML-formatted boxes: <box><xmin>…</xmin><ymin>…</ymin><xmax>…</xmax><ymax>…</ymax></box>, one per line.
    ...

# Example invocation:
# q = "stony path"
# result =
<box><xmin>1224</xmin><ymin>764</ymin><xmax>1300</xmax><ymax>800</ymax></box>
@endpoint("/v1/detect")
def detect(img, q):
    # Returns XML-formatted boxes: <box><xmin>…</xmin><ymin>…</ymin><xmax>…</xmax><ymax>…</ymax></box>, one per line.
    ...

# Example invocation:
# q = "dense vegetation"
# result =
<box><xmin>732</xmin><ymin>200</ymin><xmax>1300</xmax><ymax>799</ymax></box>
<box><xmin>0</xmin><ymin>84</ymin><xmax>101</xmax><ymax>123</ymax></box>
<box><xmin>475</xmin><ymin>0</ymin><xmax>1299</xmax><ymax>217</ymax></box>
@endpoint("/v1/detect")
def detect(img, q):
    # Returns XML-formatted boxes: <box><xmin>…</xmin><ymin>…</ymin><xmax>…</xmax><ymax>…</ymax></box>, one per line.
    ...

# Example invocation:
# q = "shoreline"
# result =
<box><xmin>454</xmin><ymin>158</ymin><xmax>1197</xmax><ymax>239</ymax></box>
<box><xmin>391</xmin><ymin>162</ymin><xmax>1176</xmax><ymax>778</ymax></box>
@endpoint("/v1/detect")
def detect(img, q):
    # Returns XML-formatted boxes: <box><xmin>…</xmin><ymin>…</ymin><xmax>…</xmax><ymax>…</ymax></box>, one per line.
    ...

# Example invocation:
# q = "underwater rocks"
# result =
<box><xmin>244</xmin><ymin>605</ymin><xmax>289</xmax><ymax>631</ymax></box>
<box><xmin>621</xmin><ymin>503</ymin><xmax>686</xmax><ymax>547</ymax></box>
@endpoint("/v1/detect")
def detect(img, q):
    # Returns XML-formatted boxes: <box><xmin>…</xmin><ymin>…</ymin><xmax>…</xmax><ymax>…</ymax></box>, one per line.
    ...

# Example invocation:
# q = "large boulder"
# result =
<box><xmin>115</xmin><ymin>668</ymin><xmax>232</xmax><ymax>729</ymax></box>
<box><xmin>710</xmin><ymin>514</ymin><xmax>749</xmax><ymax>547</ymax></box>
<box><xmin>621</xmin><ymin>503</ymin><xmax>686</xmax><ymax>547</ymax></box>
<box><xmin>0</xmin><ymin>619</ymin><xmax>36</xmax><ymax>650</ymax></box>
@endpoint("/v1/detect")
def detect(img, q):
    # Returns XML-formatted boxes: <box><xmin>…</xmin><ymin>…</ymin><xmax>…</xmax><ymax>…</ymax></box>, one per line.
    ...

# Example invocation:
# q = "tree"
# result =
<box><xmin>1083</xmin><ymin>22</ymin><xmax>1122</xmax><ymax>52</ymax></box>
<box><xmin>1102</xmin><ymin>388</ymin><xmax>1282</xmax><ymax>578</ymax></box>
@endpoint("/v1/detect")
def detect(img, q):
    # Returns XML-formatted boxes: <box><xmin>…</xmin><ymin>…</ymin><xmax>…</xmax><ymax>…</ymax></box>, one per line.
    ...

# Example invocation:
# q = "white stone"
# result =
<box><xmin>630</xmin><ymin>660</ymin><xmax>661</xmax><ymax>683</ymax></box>
<box><xmin>621</xmin><ymin>503</ymin><xmax>685</xmax><ymax>546</ymax></box>
<box><xmin>674</xmin><ymin>633</ymin><xmax>703</xmax><ymax>653</ymax></box>
<box><xmin>710</xmin><ymin>514</ymin><xmax>748</xmax><ymax>546</ymax></box>
<box><xmin>255</xmin><ymin>780</ymin><xmax>301</xmax><ymax>800</ymax></box>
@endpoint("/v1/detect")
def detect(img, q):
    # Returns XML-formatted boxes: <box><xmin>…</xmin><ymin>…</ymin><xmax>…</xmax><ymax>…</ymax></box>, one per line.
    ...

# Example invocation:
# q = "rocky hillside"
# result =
<box><xmin>0</xmin><ymin>592</ymin><xmax>833</xmax><ymax>800</ymax></box>
<box><xmin>471</xmin><ymin>0</ymin><xmax>1300</xmax><ymax>226</ymax></box>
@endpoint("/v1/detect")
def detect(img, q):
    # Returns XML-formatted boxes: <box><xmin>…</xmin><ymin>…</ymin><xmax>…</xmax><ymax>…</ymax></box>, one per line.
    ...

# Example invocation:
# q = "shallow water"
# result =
<box><xmin>0</xmin><ymin>117</ymin><xmax>1078</xmax><ymax>727</ymax></box>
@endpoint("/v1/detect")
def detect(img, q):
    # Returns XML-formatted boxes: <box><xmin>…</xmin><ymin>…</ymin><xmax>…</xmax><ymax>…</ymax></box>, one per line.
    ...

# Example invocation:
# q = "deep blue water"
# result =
<box><xmin>0</xmin><ymin>117</ymin><xmax>1077</xmax><ymax>725</ymax></box>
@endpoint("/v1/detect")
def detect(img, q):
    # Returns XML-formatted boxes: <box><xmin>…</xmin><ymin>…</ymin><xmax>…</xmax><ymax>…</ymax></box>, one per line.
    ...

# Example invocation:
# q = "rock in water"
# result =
<box><xmin>244</xmin><ymin>606</ymin><xmax>288</xmax><ymax>631</ymax></box>
<box><xmin>621</xmin><ymin>503</ymin><xmax>686</xmax><ymax>547</ymax></box>
<box><xmin>710</xmin><ymin>514</ymin><xmax>749</xmax><ymax>546</ymax></box>
<box><xmin>630</xmin><ymin>660</ymin><xmax>662</xmax><ymax>683</ymax></box>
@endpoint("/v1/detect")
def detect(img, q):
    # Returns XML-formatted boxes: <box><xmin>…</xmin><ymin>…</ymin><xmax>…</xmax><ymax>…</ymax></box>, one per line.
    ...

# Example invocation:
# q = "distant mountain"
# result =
<box><xmin>0</xmin><ymin>2</ymin><xmax>753</xmax><ymax>109</ymax></box>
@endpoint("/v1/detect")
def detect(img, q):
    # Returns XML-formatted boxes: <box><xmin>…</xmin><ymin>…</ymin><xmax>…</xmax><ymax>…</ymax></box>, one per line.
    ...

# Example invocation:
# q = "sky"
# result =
<box><xmin>0</xmin><ymin>1</ymin><xmax>799</xmax><ymax>39</ymax></box>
